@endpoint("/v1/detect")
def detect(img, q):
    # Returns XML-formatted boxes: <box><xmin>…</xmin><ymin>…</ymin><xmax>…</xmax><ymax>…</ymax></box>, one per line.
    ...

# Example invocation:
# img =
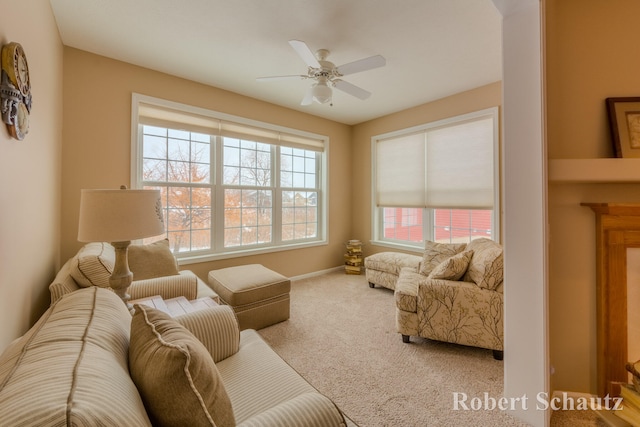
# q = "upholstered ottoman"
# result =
<box><xmin>364</xmin><ymin>252</ymin><xmax>421</xmax><ymax>290</ymax></box>
<box><xmin>207</xmin><ymin>264</ymin><xmax>290</xmax><ymax>330</ymax></box>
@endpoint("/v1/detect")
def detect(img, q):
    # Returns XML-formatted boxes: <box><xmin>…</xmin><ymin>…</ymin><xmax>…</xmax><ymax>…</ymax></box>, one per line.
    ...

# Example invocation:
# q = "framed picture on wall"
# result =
<box><xmin>606</xmin><ymin>97</ymin><xmax>640</xmax><ymax>158</ymax></box>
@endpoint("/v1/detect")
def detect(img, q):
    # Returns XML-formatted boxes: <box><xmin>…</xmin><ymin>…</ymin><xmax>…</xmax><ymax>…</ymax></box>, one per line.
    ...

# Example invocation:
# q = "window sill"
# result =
<box><xmin>368</xmin><ymin>239</ymin><xmax>423</xmax><ymax>254</ymax></box>
<box><xmin>176</xmin><ymin>239</ymin><xmax>328</xmax><ymax>265</ymax></box>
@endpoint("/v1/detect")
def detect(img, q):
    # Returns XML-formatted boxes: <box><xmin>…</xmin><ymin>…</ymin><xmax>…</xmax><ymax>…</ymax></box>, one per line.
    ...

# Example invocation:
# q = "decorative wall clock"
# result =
<box><xmin>0</xmin><ymin>42</ymin><xmax>31</xmax><ymax>140</ymax></box>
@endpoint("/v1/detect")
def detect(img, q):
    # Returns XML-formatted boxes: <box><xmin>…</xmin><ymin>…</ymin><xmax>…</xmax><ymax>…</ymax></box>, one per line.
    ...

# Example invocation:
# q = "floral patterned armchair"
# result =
<box><xmin>394</xmin><ymin>238</ymin><xmax>504</xmax><ymax>360</ymax></box>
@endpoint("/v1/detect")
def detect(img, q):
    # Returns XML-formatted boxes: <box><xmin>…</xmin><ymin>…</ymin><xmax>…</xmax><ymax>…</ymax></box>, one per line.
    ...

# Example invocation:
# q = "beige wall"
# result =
<box><xmin>61</xmin><ymin>48</ymin><xmax>353</xmax><ymax>280</ymax></box>
<box><xmin>0</xmin><ymin>1</ymin><xmax>64</xmax><ymax>350</ymax></box>
<box><xmin>350</xmin><ymin>81</ymin><xmax>503</xmax><ymax>258</ymax></box>
<box><xmin>546</xmin><ymin>0</ymin><xmax>640</xmax><ymax>393</ymax></box>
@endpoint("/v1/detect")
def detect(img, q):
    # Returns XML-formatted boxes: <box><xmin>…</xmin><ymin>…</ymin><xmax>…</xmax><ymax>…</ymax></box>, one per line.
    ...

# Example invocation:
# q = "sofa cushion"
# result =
<box><xmin>463</xmin><ymin>238</ymin><xmax>504</xmax><ymax>290</ymax></box>
<box><xmin>129</xmin><ymin>304</ymin><xmax>235</xmax><ymax>427</ymax></box>
<box><xmin>0</xmin><ymin>287</ymin><xmax>151</xmax><ymax>426</ymax></box>
<box><xmin>428</xmin><ymin>250</ymin><xmax>474</xmax><ymax>281</ymax></box>
<box><xmin>364</xmin><ymin>252</ymin><xmax>421</xmax><ymax>276</ymax></box>
<box><xmin>69</xmin><ymin>242</ymin><xmax>115</xmax><ymax>288</ymax></box>
<box><xmin>419</xmin><ymin>241</ymin><xmax>467</xmax><ymax>276</ymax></box>
<box><xmin>216</xmin><ymin>329</ymin><xmax>343</xmax><ymax>425</ymax></box>
<box><xmin>128</xmin><ymin>238</ymin><xmax>179</xmax><ymax>281</ymax></box>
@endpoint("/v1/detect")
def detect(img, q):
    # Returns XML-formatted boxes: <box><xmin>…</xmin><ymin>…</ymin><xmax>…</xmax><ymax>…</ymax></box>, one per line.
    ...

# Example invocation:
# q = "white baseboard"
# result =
<box><xmin>289</xmin><ymin>266</ymin><xmax>344</xmax><ymax>281</ymax></box>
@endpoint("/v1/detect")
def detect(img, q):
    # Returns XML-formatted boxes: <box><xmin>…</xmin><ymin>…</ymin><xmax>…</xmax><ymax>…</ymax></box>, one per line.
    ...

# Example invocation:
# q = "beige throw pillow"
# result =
<box><xmin>428</xmin><ymin>250</ymin><xmax>474</xmax><ymax>281</ymax></box>
<box><xmin>129</xmin><ymin>305</ymin><xmax>236</xmax><ymax>427</ymax></box>
<box><xmin>128</xmin><ymin>239</ymin><xmax>179</xmax><ymax>281</ymax></box>
<box><xmin>69</xmin><ymin>242</ymin><xmax>115</xmax><ymax>288</ymax></box>
<box><xmin>419</xmin><ymin>241</ymin><xmax>467</xmax><ymax>276</ymax></box>
<box><xmin>463</xmin><ymin>238</ymin><xmax>504</xmax><ymax>290</ymax></box>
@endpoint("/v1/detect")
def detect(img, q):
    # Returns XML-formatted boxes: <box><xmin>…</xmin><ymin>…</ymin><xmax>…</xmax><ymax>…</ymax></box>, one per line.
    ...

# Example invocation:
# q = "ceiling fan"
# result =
<box><xmin>257</xmin><ymin>40</ymin><xmax>386</xmax><ymax>106</ymax></box>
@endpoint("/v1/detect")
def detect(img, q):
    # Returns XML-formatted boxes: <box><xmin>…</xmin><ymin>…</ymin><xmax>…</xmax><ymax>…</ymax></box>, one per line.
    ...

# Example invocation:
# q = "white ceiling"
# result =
<box><xmin>49</xmin><ymin>0</ymin><xmax>502</xmax><ymax>125</ymax></box>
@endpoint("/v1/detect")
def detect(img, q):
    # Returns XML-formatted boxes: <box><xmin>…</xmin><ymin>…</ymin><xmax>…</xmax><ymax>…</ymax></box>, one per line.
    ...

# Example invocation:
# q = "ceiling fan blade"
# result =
<box><xmin>256</xmin><ymin>75</ymin><xmax>308</xmax><ymax>82</ymax></box>
<box><xmin>336</xmin><ymin>55</ymin><xmax>386</xmax><ymax>76</ymax></box>
<box><xmin>333</xmin><ymin>79</ymin><xmax>371</xmax><ymax>100</ymax></box>
<box><xmin>301</xmin><ymin>86</ymin><xmax>314</xmax><ymax>105</ymax></box>
<box><xmin>289</xmin><ymin>40</ymin><xmax>321</xmax><ymax>68</ymax></box>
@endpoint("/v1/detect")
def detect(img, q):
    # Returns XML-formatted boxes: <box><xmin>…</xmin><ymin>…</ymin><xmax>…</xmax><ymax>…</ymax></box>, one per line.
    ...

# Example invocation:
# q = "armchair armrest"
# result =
<box><xmin>237</xmin><ymin>392</ymin><xmax>346</xmax><ymax>427</ymax></box>
<box><xmin>129</xmin><ymin>271</ymin><xmax>198</xmax><ymax>300</ymax></box>
<box><xmin>416</xmin><ymin>277</ymin><xmax>504</xmax><ymax>350</ymax></box>
<box><xmin>175</xmin><ymin>305</ymin><xmax>240</xmax><ymax>363</ymax></box>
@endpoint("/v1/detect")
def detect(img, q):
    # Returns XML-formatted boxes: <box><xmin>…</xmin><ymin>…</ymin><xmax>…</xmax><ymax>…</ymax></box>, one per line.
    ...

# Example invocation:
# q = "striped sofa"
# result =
<box><xmin>49</xmin><ymin>241</ymin><xmax>218</xmax><ymax>305</ymax></box>
<box><xmin>0</xmin><ymin>287</ymin><xmax>347</xmax><ymax>426</ymax></box>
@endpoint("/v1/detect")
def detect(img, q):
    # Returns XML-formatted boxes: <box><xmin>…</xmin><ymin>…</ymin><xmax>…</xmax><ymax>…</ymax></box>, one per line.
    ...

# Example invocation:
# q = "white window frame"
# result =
<box><xmin>370</xmin><ymin>107</ymin><xmax>500</xmax><ymax>252</ymax></box>
<box><xmin>131</xmin><ymin>93</ymin><xmax>329</xmax><ymax>264</ymax></box>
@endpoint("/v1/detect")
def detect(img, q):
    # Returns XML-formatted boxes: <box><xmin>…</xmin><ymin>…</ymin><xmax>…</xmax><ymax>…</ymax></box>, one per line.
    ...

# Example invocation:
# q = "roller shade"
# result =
<box><xmin>376</xmin><ymin>132</ymin><xmax>426</xmax><ymax>207</ymax></box>
<box><xmin>138</xmin><ymin>101</ymin><xmax>325</xmax><ymax>152</ymax></box>
<box><xmin>138</xmin><ymin>103</ymin><xmax>218</xmax><ymax>135</ymax></box>
<box><xmin>375</xmin><ymin>114</ymin><xmax>495</xmax><ymax>209</ymax></box>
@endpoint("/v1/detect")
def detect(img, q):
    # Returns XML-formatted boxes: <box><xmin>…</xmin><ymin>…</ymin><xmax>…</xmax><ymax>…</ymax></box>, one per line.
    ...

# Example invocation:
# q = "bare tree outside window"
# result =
<box><xmin>135</xmin><ymin>103</ymin><xmax>326</xmax><ymax>260</ymax></box>
<box><xmin>281</xmin><ymin>146</ymin><xmax>318</xmax><ymax>241</ymax></box>
<box><xmin>223</xmin><ymin>138</ymin><xmax>273</xmax><ymax>247</ymax></box>
<box><xmin>142</xmin><ymin>126</ymin><xmax>212</xmax><ymax>253</ymax></box>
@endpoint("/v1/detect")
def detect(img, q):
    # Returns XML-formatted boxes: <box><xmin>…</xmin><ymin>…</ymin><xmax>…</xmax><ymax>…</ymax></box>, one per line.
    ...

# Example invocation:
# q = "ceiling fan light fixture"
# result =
<box><xmin>312</xmin><ymin>81</ymin><xmax>332</xmax><ymax>104</ymax></box>
<box><xmin>258</xmin><ymin>40</ymin><xmax>384</xmax><ymax>107</ymax></box>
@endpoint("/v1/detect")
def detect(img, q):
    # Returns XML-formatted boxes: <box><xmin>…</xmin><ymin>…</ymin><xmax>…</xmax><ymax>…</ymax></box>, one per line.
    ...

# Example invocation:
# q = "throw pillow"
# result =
<box><xmin>463</xmin><ymin>238</ymin><xmax>504</xmax><ymax>290</ymax></box>
<box><xmin>69</xmin><ymin>242</ymin><xmax>115</xmax><ymax>288</ymax></box>
<box><xmin>128</xmin><ymin>239</ymin><xmax>179</xmax><ymax>281</ymax></box>
<box><xmin>129</xmin><ymin>305</ymin><xmax>236</xmax><ymax>427</ymax></box>
<box><xmin>419</xmin><ymin>241</ymin><xmax>467</xmax><ymax>276</ymax></box>
<box><xmin>428</xmin><ymin>250</ymin><xmax>474</xmax><ymax>281</ymax></box>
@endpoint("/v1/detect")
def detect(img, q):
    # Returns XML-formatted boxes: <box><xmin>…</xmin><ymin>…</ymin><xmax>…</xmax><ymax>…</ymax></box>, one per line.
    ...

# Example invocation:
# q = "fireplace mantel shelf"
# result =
<box><xmin>549</xmin><ymin>158</ymin><xmax>640</xmax><ymax>183</ymax></box>
<box><xmin>582</xmin><ymin>202</ymin><xmax>640</xmax><ymax>216</ymax></box>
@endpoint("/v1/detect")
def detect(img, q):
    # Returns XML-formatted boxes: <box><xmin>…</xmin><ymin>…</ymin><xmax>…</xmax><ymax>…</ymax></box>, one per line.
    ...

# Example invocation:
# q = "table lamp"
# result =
<box><xmin>77</xmin><ymin>186</ymin><xmax>165</xmax><ymax>307</ymax></box>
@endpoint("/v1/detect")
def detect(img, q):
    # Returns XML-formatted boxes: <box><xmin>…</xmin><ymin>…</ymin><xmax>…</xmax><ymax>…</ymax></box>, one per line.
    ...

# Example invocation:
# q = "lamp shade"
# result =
<box><xmin>78</xmin><ymin>189</ymin><xmax>165</xmax><ymax>243</ymax></box>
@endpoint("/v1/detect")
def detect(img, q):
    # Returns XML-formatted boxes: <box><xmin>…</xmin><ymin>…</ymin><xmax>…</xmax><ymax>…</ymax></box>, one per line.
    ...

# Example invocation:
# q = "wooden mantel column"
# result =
<box><xmin>582</xmin><ymin>203</ymin><xmax>640</xmax><ymax>396</ymax></box>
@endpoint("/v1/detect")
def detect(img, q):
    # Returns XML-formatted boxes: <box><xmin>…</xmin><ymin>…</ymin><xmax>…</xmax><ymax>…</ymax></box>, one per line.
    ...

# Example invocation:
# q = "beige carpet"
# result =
<box><xmin>258</xmin><ymin>270</ymin><xmax>532</xmax><ymax>426</ymax></box>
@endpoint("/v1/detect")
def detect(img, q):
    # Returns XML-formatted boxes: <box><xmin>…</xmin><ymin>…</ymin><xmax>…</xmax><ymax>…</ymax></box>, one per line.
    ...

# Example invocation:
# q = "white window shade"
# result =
<box><xmin>138</xmin><ymin>103</ymin><xmax>218</xmax><ymax>135</ymax></box>
<box><xmin>220</xmin><ymin>121</ymin><xmax>324</xmax><ymax>152</ymax></box>
<box><xmin>425</xmin><ymin>118</ymin><xmax>494</xmax><ymax>209</ymax></box>
<box><xmin>219</xmin><ymin>120</ymin><xmax>281</xmax><ymax>145</ymax></box>
<box><xmin>375</xmin><ymin>113</ymin><xmax>495</xmax><ymax>209</ymax></box>
<box><xmin>138</xmin><ymin>102</ymin><xmax>324</xmax><ymax>152</ymax></box>
<box><xmin>376</xmin><ymin>132</ymin><xmax>425</xmax><ymax>207</ymax></box>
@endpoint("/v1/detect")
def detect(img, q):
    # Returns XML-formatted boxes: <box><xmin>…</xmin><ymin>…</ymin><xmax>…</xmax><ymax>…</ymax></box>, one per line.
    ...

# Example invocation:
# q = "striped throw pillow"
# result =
<box><xmin>69</xmin><ymin>242</ymin><xmax>115</xmax><ymax>288</ymax></box>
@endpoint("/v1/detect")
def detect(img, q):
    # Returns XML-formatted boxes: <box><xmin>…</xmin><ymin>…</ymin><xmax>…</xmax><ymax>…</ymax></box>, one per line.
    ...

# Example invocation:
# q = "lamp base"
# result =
<box><xmin>109</xmin><ymin>240</ymin><xmax>133</xmax><ymax>309</ymax></box>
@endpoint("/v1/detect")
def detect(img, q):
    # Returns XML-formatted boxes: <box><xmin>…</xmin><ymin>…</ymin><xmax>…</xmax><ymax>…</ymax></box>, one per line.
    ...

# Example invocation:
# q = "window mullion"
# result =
<box><xmin>424</xmin><ymin>208</ymin><xmax>433</xmax><ymax>241</ymax></box>
<box><xmin>213</xmin><ymin>135</ymin><xmax>225</xmax><ymax>253</ymax></box>
<box><xmin>273</xmin><ymin>145</ymin><xmax>282</xmax><ymax>245</ymax></box>
<box><xmin>315</xmin><ymin>153</ymin><xmax>322</xmax><ymax>241</ymax></box>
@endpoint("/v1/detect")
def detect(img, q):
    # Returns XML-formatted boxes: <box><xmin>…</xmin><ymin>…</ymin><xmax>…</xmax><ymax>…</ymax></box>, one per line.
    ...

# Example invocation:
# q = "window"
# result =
<box><xmin>382</xmin><ymin>208</ymin><xmax>424</xmax><ymax>243</ymax></box>
<box><xmin>372</xmin><ymin>108</ymin><xmax>499</xmax><ymax>249</ymax></box>
<box><xmin>382</xmin><ymin>208</ymin><xmax>493</xmax><ymax>244</ymax></box>
<box><xmin>132</xmin><ymin>94</ymin><xmax>327</xmax><ymax>262</ymax></box>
